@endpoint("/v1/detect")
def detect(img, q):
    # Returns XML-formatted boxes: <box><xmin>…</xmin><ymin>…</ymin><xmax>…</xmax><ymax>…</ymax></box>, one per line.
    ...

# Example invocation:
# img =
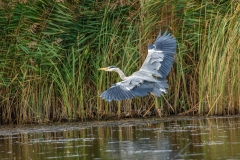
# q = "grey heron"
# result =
<box><xmin>99</xmin><ymin>31</ymin><xmax>176</xmax><ymax>112</ymax></box>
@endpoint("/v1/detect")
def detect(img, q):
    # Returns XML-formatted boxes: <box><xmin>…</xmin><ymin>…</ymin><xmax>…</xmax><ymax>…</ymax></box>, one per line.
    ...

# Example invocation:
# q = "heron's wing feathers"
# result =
<box><xmin>139</xmin><ymin>31</ymin><xmax>176</xmax><ymax>78</ymax></box>
<box><xmin>100</xmin><ymin>78</ymin><xmax>153</xmax><ymax>102</ymax></box>
<box><xmin>100</xmin><ymin>85</ymin><xmax>136</xmax><ymax>101</ymax></box>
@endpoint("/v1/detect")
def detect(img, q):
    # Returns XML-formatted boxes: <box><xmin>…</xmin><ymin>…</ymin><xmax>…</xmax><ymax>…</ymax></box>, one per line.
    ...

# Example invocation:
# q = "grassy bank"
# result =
<box><xmin>0</xmin><ymin>0</ymin><xmax>239</xmax><ymax>124</ymax></box>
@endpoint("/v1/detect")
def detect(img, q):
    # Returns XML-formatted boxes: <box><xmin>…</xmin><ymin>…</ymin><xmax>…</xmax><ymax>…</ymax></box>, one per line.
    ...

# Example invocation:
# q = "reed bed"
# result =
<box><xmin>0</xmin><ymin>0</ymin><xmax>239</xmax><ymax>124</ymax></box>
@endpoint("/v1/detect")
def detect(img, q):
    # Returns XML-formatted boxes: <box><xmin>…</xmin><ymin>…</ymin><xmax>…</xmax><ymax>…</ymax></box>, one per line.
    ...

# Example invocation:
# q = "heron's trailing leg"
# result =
<box><xmin>117</xmin><ymin>101</ymin><xmax>121</xmax><ymax>119</ymax></box>
<box><xmin>154</xmin><ymin>97</ymin><xmax>162</xmax><ymax>117</ymax></box>
<box><xmin>143</xmin><ymin>95</ymin><xmax>162</xmax><ymax>117</ymax></box>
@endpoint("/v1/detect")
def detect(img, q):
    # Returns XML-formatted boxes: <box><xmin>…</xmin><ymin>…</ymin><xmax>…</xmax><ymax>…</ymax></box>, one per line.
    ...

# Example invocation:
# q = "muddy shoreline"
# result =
<box><xmin>0</xmin><ymin>115</ymin><xmax>240</xmax><ymax>136</ymax></box>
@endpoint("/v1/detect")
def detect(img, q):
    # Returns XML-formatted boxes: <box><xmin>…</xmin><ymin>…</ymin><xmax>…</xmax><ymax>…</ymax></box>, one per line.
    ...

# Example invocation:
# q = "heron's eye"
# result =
<box><xmin>109</xmin><ymin>66</ymin><xmax>116</xmax><ymax>69</ymax></box>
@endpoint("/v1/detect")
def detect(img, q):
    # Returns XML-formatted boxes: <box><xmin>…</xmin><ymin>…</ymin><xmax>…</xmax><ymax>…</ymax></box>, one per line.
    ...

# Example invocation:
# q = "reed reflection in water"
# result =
<box><xmin>0</xmin><ymin>117</ymin><xmax>240</xmax><ymax>159</ymax></box>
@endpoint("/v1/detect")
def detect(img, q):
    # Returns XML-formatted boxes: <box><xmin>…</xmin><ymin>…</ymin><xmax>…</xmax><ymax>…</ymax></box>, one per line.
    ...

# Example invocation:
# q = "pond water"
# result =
<box><xmin>0</xmin><ymin>116</ymin><xmax>240</xmax><ymax>159</ymax></box>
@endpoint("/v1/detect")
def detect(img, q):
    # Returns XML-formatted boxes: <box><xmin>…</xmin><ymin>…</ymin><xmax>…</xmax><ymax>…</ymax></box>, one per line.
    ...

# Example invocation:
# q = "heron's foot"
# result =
<box><xmin>155</xmin><ymin>108</ymin><xmax>162</xmax><ymax>117</ymax></box>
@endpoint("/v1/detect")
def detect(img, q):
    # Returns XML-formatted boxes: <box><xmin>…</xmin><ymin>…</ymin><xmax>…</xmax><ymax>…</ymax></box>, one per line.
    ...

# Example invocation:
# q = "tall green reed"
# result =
<box><xmin>0</xmin><ymin>0</ymin><xmax>239</xmax><ymax>124</ymax></box>
<box><xmin>199</xmin><ymin>2</ymin><xmax>240</xmax><ymax>115</ymax></box>
<box><xmin>0</xmin><ymin>0</ymin><xmax>73</xmax><ymax>123</ymax></box>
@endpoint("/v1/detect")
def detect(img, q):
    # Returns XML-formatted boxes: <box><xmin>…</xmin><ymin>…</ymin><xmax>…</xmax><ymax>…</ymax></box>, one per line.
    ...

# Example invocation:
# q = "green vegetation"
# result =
<box><xmin>0</xmin><ymin>0</ymin><xmax>239</xmax><ymax>124</ymax></box>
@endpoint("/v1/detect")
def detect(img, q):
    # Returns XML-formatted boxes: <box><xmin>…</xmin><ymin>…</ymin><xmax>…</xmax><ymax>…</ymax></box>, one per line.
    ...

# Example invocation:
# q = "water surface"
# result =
<box><xmin>0</xmin><ymin>116</ymin><xmax>240</xmax><ymax>159</ymax></box>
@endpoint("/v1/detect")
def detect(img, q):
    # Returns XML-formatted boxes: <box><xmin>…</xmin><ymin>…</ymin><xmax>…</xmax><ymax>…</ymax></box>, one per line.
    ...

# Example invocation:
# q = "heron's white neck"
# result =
<box><xmin>113</xmin><ymin>68</ymin><xmax>128</xmax><ymax>80</ymax></box>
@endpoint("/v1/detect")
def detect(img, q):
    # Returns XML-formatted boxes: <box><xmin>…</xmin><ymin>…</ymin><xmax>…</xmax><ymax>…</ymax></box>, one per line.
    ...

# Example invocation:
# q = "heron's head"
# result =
<box><xmin>98</xmin><ymin>66</ymin><xmax>118</xmax><ymax>72</ymax></box>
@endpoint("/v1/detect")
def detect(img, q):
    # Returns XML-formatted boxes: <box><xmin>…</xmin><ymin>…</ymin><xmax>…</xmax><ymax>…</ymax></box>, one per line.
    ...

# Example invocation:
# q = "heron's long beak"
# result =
<box><xmin>98</xmin><ymin>68</ymin><xmax>107</xmax><ymax>71</ymax></box>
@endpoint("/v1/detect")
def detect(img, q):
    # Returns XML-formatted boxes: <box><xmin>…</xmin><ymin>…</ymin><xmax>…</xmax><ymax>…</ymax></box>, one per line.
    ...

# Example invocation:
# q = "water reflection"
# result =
<box><xmin>0</xmin><ymin>117</ymin><xmax>240</xmax><ymax>159</ymax></box>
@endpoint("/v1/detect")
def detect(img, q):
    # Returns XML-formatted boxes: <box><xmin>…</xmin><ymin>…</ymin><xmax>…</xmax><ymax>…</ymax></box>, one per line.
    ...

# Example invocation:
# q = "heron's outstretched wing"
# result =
<box><xmin>100</xmin><ymin>77</ymin><xmax>168</xmax><ymax>102</ymax></box>
<box><xmin>100</xmin><ymin>78</ymin><xmax>154</xmax><ymax>101</ymax></box>
<box><xmin>139</xmin><ymin>31</ymin><xmax>176</xmax><ymax>78</ymax></box>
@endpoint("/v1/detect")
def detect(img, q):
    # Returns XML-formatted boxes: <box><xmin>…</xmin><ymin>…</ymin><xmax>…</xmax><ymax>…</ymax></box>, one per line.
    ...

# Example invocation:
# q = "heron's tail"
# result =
<box><xmin>151</xmin><ymin>79</ymin><xmax>168</xmax><ymax>97</ymax></box>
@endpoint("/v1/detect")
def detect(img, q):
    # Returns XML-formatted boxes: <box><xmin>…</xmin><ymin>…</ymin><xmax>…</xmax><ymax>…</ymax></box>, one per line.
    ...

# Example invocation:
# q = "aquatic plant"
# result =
<box><xmin>0</xmin><ymin>0</ymin><xmax>239</xmax><ymax>124</ymax></box>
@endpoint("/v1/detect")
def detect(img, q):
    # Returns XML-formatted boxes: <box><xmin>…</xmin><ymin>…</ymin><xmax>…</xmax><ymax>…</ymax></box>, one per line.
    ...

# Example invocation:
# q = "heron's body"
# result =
<box><xmin>99</xmin><ymin>31</ymin><xmax>176</xmax><ymax>102</ymax></box>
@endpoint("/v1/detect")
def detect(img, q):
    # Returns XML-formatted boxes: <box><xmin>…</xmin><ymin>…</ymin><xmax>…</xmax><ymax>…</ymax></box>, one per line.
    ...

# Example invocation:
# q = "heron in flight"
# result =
<box><xmin>99</xmin><ymin>31</ymin><xmax>176</xmax><ymax>108</ymax></box>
